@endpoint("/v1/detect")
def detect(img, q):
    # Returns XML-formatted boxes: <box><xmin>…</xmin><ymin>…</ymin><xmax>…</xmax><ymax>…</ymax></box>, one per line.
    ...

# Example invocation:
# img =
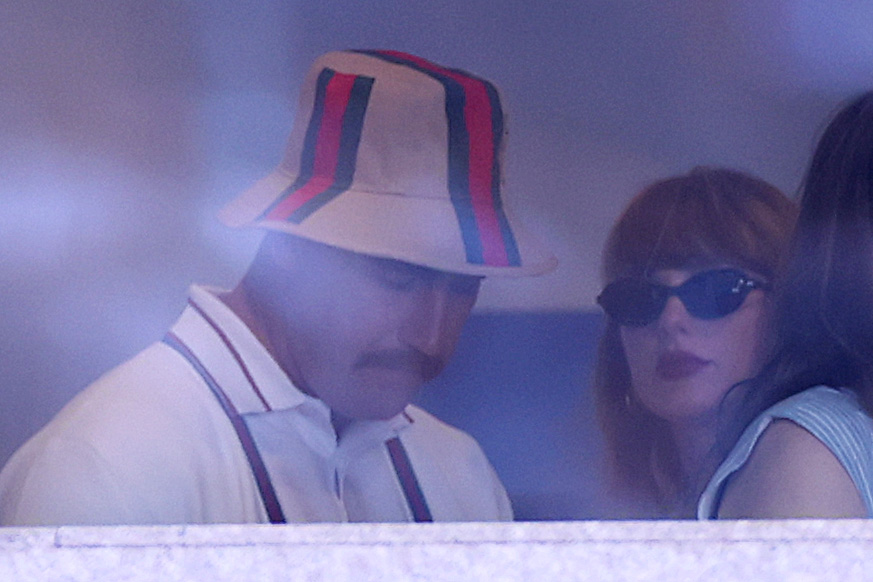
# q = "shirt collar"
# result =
<box><xmin>170</xmin><ymin>284</ymin><xmax>415</xmax><ymax>438</ymax></box>
<box><xmin>170</xmin><ymin>284</ymin><xmax>309</xmax><ymax>413</ymax></box>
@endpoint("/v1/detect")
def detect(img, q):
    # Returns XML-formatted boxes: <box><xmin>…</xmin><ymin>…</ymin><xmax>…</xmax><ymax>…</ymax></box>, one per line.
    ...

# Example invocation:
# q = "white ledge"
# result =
<box><xmin>1</xmin><ymin>520</ymin><xmax>871</xmax><ymax>580</ymax></box>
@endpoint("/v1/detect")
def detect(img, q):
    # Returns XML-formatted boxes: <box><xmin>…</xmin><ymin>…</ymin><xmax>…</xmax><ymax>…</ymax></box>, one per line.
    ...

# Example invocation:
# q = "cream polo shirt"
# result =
<box><xmin>0</xmin><ymin>286</ymin><xmax>512</xmax><ymax>525</ymax></box>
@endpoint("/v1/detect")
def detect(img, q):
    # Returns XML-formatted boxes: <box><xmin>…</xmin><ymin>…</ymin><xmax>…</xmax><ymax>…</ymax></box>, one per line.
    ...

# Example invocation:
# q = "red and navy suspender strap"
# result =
<box><xmin>162</xmin><ymin>332</ymin><xmax>287</xmax><ymax>524</ymax></box>
<box><xmin>385</xmin><ymin>436</ymin><xmax>433</xmax><ymax>522</ymax></box>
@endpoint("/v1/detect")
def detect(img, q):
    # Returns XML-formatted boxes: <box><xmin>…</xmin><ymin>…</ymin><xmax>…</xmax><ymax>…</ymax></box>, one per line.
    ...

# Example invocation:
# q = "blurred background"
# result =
<box><xmin>2</xmin><ymin>0</ymin><xmax>873</xmax><ymax>520</ymax></box>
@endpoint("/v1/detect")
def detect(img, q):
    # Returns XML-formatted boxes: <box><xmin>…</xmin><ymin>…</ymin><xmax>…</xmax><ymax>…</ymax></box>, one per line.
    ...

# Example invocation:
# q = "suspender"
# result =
<box><xmin>162</xmin><ymin>332</ymin><xmax>287</xmax><ymax>524</ymax></box>
<box><xmin>386</xmin><ymin>437</ymin><xmax>433</xmax><ymax>522</ymax></box>
<box><xmin>164</xmin><ymin>323</ymin><xmax>433</xmax><ymax>523</ymax></box>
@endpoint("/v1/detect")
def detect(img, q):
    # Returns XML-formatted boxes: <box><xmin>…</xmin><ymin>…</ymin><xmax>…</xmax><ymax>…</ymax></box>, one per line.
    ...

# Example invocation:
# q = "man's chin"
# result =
<box><xmin>357</xmin><ymin>367</ymin><xmax>428</xmax><ymax>395</ymax></box>
<box><xmin>355</xmin><ymin>352</ymin><xmax>444</xmax><ymax>384</ymax></box>
<box><xmin>335</xmin><ymin>403</ymin><xmax>410</xmax><ymax>424</ymax></box>
<box><xmin>355</xmin><ymin>385</ymin><xmax>423</xmax><ymax>420</ymax></box>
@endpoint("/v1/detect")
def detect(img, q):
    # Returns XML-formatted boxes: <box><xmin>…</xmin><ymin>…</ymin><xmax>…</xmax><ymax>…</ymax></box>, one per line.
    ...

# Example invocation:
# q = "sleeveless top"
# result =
<box><xmin>698</xmin><ymin>385</ymin><xmax>873</xmax><ymax>519</ymax></box>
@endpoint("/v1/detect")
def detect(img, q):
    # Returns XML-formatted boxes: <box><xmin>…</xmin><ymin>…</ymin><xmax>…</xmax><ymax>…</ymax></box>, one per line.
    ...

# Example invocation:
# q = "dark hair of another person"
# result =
<box><xmin>722</xmin><ymin>92</ymin><xmax>873</xmax><ymax>452</ymax></box>
<box><xmin>594</xmin><ymin>167</ymin><xmax>797</xmax><ymax>507</ymax></box>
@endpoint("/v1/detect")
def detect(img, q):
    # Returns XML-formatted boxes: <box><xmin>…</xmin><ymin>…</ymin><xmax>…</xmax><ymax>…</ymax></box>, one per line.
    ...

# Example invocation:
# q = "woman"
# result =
<box><xmin>594</xmin><ymin>167</ymin><xmax>796</xmax><ymax>517</ymax></box>
<box><xmin>698</xmin><ymin>93</ymin><xmax>873</xmax><ymax>519</ymax></box>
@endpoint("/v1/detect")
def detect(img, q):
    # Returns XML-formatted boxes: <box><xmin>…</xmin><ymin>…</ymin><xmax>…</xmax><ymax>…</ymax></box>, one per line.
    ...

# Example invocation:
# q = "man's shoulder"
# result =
<box><xmin>18</xmin><ymin>341</ymin><xmax>231</xmax><ymax>461</ymax></box>
<box><xmin>397</xmin><ymin>405</ymin><xmax>512</xmax><ymax>520</ymax></box>
<box><xmin>0</xmin><ymin>341</ymin><xmax>255</xmax><ymax>525</ymax></box>
<box><xmin>403</xmin><ymin>405</ymin><xmax>463</xmax><ymax>433</ymax></box>
<box><xmin>55</xmin><ymin>342</ymin><xmax>210</xmax><ymax>426</ymax></box>
<box><xmin>401</xmin><ymin>405</ymin><xmax>485</xmax><ymax>453</ymax></box>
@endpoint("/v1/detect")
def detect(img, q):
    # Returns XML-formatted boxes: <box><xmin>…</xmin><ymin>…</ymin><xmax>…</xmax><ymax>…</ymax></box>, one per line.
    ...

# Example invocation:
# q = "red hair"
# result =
<box><xmin>594</xmin><ymin>167</ymin><xmax>796</xmax><ymax>509</ymax></box>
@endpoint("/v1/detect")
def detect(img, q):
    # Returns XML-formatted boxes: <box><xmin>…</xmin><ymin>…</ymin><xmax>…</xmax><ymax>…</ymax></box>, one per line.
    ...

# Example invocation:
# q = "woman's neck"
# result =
<box><xmin>652</xmin><ymin>415</ymin><xmax>721</xmax><ymax>517</ymax></box>
<box><xmin>670</xmin><ymin>416</ymin><xmax>719</xmax><ymax>482</ymax></box>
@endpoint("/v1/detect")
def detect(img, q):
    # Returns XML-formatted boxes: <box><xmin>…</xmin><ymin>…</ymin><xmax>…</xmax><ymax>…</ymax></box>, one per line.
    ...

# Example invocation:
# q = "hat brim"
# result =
<box><xmin>219</xmin><ymin>170</ymin><xmax>557</xmax><ymax>277</ymax></box>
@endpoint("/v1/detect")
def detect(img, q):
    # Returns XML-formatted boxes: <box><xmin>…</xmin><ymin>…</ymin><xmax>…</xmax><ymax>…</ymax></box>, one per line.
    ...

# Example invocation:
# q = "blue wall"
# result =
<box><xmin>417</xmin><ymin>311</ymin><xmax>609</xmax><ymax>520</ymax></box>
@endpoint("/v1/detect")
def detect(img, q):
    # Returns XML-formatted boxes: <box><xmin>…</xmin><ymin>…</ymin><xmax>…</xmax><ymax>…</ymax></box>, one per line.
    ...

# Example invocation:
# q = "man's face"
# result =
<box><xmin>253</xmin><ymin>237</ymin><xmax>481</xmax><ymax>422</ymax></box>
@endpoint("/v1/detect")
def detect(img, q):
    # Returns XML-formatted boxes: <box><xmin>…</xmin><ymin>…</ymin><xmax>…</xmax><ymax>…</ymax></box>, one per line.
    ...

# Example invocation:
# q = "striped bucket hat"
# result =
<box><xmin>219</xmin><ymin>49</ymin><xmax>557</xmax><ymax>277</ymax></box>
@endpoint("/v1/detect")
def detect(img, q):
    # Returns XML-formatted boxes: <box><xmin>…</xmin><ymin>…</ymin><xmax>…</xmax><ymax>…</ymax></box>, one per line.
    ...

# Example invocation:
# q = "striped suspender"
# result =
<box><xmin>164</xmin><ymin>329</ymin><xmax>431</xmax><ymax>523</ymax></box>
<box><xmin>386</xmin><ymin>437</ymin><xmax>433</xmax><ymax>522</ymax></box>
<box><xmin>162</xmin><ymin>332</ymin><xmax>287</xmax><ymax>524</ymax></box>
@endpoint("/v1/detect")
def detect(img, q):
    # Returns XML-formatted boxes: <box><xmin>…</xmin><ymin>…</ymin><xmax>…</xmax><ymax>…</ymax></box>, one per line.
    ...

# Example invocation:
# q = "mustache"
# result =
<box><xmin>354</xmin><ymin>349</ymin><xmax>444</xmax><ymax>381</ymax></box>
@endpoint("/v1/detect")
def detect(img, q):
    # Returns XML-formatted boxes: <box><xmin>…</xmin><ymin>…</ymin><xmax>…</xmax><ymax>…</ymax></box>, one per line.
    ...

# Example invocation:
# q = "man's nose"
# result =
<box><xmin>399</xmin><ymin>283</ymin><xmax>464</xmax><ymax>358</ymax></box>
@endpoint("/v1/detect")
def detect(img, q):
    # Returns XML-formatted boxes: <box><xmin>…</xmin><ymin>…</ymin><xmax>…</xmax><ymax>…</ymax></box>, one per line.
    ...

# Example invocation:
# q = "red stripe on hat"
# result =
<box><xmin>378</xmin><ymin>51</ymin><xmax>510</xmax><ymax>266</ymax></box>
<box><xmin>266</xmin><ymin>73</ymin><xmax>358</xmax><ymax>220</ymax></box>
<box><xmin>463</xmin><ymin>83</ymin><xmax>507</xmax><ymax>266</ymax></box>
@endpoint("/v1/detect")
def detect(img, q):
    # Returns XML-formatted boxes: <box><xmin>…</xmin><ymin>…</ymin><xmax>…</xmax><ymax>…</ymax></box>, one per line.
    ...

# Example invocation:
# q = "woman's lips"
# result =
<box><xmin>656</xmin><ymin>351</ymin><xmax>709</xmax><ymax>381</ymax></box>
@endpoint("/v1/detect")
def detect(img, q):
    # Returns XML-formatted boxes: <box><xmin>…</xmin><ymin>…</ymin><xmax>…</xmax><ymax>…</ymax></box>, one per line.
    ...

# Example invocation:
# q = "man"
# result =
<box><xmin>0</xmin><ymin>50</ymin><xmax>556</xmax><ymax>525</ymax></box>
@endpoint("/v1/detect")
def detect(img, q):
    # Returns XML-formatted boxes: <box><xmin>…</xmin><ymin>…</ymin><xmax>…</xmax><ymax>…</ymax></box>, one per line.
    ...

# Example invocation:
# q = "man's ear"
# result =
<box><xmin>238</xmin><ymin>234</ymin><xmax>287</xmax><ymax>297</ymax></box>
<box><xmin>251</xmin><ymin>232</ymin><xmax>305</xmax><ymax>274</ymax></box>
<box><xmin>236</xmin><ymin>233</ymin><xmax>305</xmax><ymax>330</ymax></box>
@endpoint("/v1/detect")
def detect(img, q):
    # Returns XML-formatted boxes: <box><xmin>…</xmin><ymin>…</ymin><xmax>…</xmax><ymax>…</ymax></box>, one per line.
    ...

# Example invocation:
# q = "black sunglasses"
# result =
<box><xmin>597</xmin><ymin>268</ymin><xmax>767</xmax><ymax>327</ymax></box>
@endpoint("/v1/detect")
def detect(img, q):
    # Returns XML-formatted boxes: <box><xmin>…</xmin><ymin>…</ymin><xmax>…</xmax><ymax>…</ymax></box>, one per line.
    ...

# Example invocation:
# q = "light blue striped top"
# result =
<box><xmin>698</xmin><ymin>385</ymin><xmax>873</xmax><ymax>519</ymax></box>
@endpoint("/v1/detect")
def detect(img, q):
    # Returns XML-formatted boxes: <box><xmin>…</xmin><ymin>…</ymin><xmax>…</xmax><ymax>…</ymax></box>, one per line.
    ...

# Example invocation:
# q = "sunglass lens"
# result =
<box><xmin>598</xmin><ymin>279</ymin><xmax>664</xmax><ymax>326</ymax></box>
<box><xmin>679</xmin><ymin>269</ymin><xmax>749</xmax><ymax>319</ymax></box>
<box><xmin>599</xmin><ymin>269</ymin><xmax>758</xmax><ymax>326</ymax></box>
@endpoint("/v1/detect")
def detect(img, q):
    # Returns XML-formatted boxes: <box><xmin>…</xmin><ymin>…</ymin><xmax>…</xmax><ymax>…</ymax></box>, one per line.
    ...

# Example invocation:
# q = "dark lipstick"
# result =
<box><xmin>656</xmin><ymin>351</ymin><xmax>709</xmax><ymax>381</ymax></box>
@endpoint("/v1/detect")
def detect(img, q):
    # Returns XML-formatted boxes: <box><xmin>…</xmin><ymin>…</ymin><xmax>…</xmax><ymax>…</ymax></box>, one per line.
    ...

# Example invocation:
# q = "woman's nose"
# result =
<box><xmin>656</xmin><ymin>295</ymin><xmax>692</xmax><ymax>334</ymax></box>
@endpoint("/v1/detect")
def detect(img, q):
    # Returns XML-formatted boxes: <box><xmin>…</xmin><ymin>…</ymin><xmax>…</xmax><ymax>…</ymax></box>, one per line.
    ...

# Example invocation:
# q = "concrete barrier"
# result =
<box><xmin>1</xmin><ymin>519</ymin><xmax>871</xmax><ymax>580</ymax></box>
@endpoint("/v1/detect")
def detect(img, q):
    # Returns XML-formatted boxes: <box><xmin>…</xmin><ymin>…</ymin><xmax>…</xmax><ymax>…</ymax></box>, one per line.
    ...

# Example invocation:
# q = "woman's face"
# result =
<box><xmin>619</xmin><ymin>267</ymin><xmax>768</xmax><ymax>429</ymax></box>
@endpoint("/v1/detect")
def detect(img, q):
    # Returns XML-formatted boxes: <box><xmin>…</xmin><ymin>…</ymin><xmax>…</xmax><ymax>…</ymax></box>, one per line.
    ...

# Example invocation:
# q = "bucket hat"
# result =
<box><xmin>219</xmin><ymin>49</ymin><xmax>557</xmax><ymax>277</ymax></box>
